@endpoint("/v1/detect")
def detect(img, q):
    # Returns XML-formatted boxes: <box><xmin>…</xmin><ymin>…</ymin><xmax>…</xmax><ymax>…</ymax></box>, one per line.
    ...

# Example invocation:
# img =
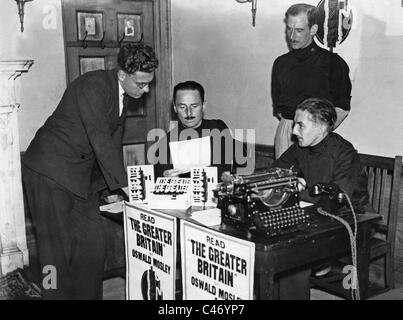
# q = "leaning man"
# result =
<box><xmin>22</xmin><ymin>43</ymin><xmax>158</xmax><ymax>299</ymax></box>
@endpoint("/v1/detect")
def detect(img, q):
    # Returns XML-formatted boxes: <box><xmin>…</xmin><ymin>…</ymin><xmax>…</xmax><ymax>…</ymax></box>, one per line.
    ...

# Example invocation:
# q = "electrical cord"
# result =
<box><xmin>316</xmin><ymin>192</ymin><xmax>360</xmax><ymax>300</ymax></box>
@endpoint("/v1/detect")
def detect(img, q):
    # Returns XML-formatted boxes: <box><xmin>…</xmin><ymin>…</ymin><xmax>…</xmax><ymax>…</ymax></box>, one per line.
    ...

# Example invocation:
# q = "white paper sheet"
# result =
<box><xmin>100</xmin><ymin>201</ymin><xmax>123</xmax><ymax>213</ymax></box>
<box><xmin>169</xmin><ymin>136</ymin><xmax>211</xmax><ymax>170</ymax></box>
<box><xmin>190</xmin><ymin>208</ymin><xmax>221</xmax><ymax>227</ymax></box>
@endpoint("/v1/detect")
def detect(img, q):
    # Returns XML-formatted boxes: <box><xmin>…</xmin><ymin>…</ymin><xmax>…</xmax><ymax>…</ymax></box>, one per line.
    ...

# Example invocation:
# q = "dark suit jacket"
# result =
<box><xmin>23</xmin><ymin>69</ymin><xmax>128</xmax><ymax>199</ymax></box>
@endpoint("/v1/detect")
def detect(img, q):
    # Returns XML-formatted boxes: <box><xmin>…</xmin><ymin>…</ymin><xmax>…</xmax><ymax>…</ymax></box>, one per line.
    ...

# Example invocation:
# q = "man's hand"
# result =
<box><xmin>220</xmin><ymin>171</ymin><xmax>234</xmax><ymax>183</ymax></box>
<box><xmin>163</xmin><ymin>168</ymin><xmax>189</xmax><ymax>177</ymax></box>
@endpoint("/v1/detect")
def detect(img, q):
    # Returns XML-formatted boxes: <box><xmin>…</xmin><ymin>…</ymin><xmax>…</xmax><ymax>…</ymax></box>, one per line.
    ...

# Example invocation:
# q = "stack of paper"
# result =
<box><xmin>190</xmin><ymin>208</ymin><xmax>221</xmax><ymax>227</ymax></box>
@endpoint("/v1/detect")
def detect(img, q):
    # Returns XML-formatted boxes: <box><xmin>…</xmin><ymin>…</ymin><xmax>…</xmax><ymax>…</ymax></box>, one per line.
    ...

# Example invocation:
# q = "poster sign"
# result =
<box><xmin>148</xmin><ymin>177</ymin><xmax>191</xmax><ymax>209</ymax></box>
<box><xmin>180</xmin><ymin>220</ymin><xmax>255</xmax><ymax>300</ymax></box>
<box><xmin>127</xmin><ymin>165</ymin><xmax>155</xmax><ymax>204</ymax></box>
<box><xmin>123</xmin><ymin>203</ymin><xmax>177</xmax><ymax>300</ymax></box>
<box><xmin>190</xmin><ymin>167</ymin><xmax>218</xmax><ymax>207</ymax></box>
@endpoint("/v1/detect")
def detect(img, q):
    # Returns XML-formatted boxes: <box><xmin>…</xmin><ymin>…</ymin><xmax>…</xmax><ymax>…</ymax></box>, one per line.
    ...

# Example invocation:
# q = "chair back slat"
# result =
<box><xmin>367</xmin><ymin>167</ymin><xmax>374</xmax><ymax>200</ymax></box>
<box><xmin>359</xmin><ymin>154</ymin><xmax>402</xmax><ymax>244</ymax></box>
<box><xmin>372</xmin><ymin>167</ymin><xmax>382</xmax><ymax>212</ymax></box>
<box><xmin>378</xmin><ymin>168</ymin><xmax>388</xmax><ymax>217</ymax></box>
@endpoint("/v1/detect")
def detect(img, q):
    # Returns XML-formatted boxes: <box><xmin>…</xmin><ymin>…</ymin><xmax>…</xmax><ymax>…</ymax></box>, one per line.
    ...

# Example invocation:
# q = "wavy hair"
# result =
<box><xmin>296</xmin><ymin>97</ymin><xmax>337</xmax><ymax>131</ymax></box>
<box><xmin>118</xmin><ymin>43</ymin><xmax>159</xmax><ymax>74</ymax></box>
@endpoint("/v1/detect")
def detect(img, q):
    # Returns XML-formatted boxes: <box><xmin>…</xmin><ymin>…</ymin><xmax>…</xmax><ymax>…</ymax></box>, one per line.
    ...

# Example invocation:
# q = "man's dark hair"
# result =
<box><xmin>285</xmin><ymin>3</ymin><xmax>318</xmax><ymax>28</ymax></box>
<box><xmin>118</xmin><ymin>43</ymin><xmax>159</xmax><ymax>74</ymax></box>
<box><xmin>173</xmin><ymin>81</ymin><xmax>205</xmax><ymax>104</ymax></box>
<box><xmin>296</xmin><ymin>97</ymin><xmax>337</xmax><ymax>131</ymax></box>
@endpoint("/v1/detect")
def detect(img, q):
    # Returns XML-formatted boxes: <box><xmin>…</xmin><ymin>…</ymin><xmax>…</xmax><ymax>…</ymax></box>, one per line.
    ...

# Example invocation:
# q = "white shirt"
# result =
<box><xmin>118</xmin><ymin>81</ymin><xmax>124</xmax><ymax>117</ymax></box>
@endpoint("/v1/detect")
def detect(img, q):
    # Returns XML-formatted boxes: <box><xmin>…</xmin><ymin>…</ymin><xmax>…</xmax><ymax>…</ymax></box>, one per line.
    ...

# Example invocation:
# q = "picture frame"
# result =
<box><xmin>79</xmin><ymin>56</ymin><xmax>105</xmax><ymax>75</ymax></box>
<box><xmin>76</xmin><ymin>11</ymin><xmax>104</xmax><ymax>41</ymax></box>
<box><xmin>117</xmin><ymin>13</ymin><xmax>142</xmax><ymax>42</ymax></box>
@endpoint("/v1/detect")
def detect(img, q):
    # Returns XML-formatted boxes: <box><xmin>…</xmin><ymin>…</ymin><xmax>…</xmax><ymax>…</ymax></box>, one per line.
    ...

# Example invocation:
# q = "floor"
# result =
<box><xmin>102</xmin><ymin>277</ymin><xmax>403</xmax><ymax>300</ymax></box>
<box><xmin>103</xmin><ymin>277</ymin><xmax>126</xmax><ymax>300</ymax></box>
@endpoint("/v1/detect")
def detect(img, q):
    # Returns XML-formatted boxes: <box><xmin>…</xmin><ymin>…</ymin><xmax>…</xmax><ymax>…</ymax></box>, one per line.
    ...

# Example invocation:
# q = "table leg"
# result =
<box><xmin>257</xmin><ymin>264</ymin><xmax>276</xmax><ymax>300</ymax></box>
<box><xmin>357</xmin><ymin>222</ymin><xmax>371</xmax><ymax>299</ymax></box>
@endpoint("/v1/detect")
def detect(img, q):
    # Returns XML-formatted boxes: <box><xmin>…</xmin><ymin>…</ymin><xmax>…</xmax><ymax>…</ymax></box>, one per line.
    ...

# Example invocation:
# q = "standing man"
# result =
<box><xmin>271</xmin><ymin>3</ymin><xmax>351</xmax><ymax>159</ymax></box>
<box><xmin>22</xmin><ymin>43</ymin><xmax>158</xmax><ymax>299</ymax></box>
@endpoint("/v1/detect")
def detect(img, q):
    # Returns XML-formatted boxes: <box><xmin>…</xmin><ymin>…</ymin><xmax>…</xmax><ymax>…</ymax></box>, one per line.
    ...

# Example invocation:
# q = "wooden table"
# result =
<box><xmin>101</xmin><ymin>205</ymin><xmax>380</xmax><ymax>299</ymax></box>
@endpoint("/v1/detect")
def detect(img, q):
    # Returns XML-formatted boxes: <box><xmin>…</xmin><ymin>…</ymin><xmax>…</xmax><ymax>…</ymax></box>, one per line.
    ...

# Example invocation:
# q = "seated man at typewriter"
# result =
<box><xmin>153</xmin><ymin>80</ymin><xmax>244</xmax><ymax>180</ymax></box>
<box><xmin>273</xmin><ymin>97</ymin><xmax>369</xmax><ymax>208</ymax></box>
<box><xmin>270</xmin><ymin>97</ymin><xmax>370</xmax><ymax>299</ymax></box>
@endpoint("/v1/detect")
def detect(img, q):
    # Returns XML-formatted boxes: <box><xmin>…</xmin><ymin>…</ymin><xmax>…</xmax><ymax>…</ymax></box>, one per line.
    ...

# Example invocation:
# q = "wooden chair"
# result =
<box><xmin>310</xmin><ymin>154</ymin><xmax>402</xmax><ymax>299</ymax></box>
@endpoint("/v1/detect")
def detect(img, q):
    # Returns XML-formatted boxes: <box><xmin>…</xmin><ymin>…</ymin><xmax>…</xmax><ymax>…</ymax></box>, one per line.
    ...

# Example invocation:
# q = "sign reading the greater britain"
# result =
<box><xmin>180</xmin><ymin>220</ymin><xmax>255</xmax><ymax>300</ymax></box>
<box><xmin>123</xmin><ymin>203</ymin><xmax>177</xmax><ymax>300</ymax></box>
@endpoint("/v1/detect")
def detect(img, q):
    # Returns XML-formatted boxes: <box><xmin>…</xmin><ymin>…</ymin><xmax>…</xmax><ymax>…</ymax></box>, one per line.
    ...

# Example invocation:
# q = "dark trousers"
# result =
<box><xmin>22</xmin><ymin>164</ymin><xmax>106</xmax><ymax>300</ymax></box>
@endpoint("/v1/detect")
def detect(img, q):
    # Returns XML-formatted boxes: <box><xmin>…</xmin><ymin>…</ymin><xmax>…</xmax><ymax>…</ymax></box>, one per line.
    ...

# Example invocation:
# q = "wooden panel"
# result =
<box><xmin>123</xmin><ymin>143</ymin><xmax>146</xmax><ymax>166</ymax></box>
<box><xmin>62</xmin><ymin>0</ymin><xmax>153</xmax><ymax>44</ymax></box>
<box><xmin>66</xmin><ymin>46</ymin><xmax>118</xmax><ymax>82</ymax></box>
<box><xmin>359</xmin><ymin>153</ymin><xmax>395</xmax><ymax>170</ymax></box>
<box><xmin>153</xmin><ymin>0</ymin><xmax>173</xmax><ymax>132</ymax></box>
<box><xmin>395</xmin><ymin>222</ymin><xmax>403</xmax><ymax>260</ymax></box>
<box><xmin>122</xmin><ymin>116</ymin><xmax>148</xmax><ymax>144</ymax></box>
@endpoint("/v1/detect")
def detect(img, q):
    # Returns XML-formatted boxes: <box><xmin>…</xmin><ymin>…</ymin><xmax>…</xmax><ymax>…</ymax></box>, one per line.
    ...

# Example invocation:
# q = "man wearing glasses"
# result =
<box><xmin>22</xmin><ymin>43</ymin><xmax>158</xmax><ymax>299</ymax></box>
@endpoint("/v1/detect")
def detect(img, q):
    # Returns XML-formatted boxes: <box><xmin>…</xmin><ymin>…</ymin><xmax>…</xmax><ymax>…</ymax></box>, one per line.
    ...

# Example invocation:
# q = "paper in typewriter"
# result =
<box><xmin>169</xmin><ymin>136</ymin><xmax>211</xmax><ymax>171</ymax></box>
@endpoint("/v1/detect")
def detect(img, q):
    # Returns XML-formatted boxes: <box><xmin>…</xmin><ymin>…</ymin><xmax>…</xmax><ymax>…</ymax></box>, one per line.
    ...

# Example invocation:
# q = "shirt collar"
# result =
<box><xmin>292</xmin><ymin>41</ymin><xmax>319</xmax><ymax>61</ymax></box>
<box><xmin>307</xmin><ymin>132</ymin><xmax>332</xmax><ymax>154</ymax></box>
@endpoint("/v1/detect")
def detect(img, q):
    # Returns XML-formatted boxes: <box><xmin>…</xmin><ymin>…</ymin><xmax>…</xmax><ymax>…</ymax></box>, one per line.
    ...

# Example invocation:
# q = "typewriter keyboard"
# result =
<box><xmin>253</xmin><ymin>205</ymin><xmax>310</xmax><ymax>236</ymax></box>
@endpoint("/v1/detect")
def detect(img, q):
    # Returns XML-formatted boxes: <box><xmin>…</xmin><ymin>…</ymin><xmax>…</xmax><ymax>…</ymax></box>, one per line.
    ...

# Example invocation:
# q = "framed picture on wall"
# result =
<box><xmin>79</xmin><ymin>56</ymin><xmax>105</xmax><ymax>75</ymax></box>
<box><xmin>76</xmin><ymin>11</ymin><xmax>104</xmax><ymax>41</ymax></box>
<box><xmin>117</xmin><ymin>13</ymin><xmax>142</xmax><ymax>42</ymax></box>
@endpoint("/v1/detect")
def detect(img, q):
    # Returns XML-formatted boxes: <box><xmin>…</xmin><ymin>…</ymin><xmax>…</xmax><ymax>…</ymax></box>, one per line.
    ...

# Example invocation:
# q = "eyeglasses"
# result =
<box><xmin>125</xmin><ymin>72</ymin><xmax>153</xmax><ymax>89</ymax></box>
<box><xmin>135</xmin><ymin>82</ymin><xmax>150</xmax><ymax>89</ymax></box>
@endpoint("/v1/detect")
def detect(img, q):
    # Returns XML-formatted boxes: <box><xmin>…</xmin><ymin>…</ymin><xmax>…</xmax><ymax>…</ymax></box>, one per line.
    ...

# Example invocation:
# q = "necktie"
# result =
<box><xmin>122</xmin><ymin>93</ymin><xmax>129</xmax><ymax>116</ymax></box>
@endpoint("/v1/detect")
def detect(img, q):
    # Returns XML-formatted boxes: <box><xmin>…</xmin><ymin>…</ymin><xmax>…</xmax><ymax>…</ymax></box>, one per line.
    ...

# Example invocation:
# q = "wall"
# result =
<box><xmin>0</xmin><ymin>0</ymin><xmax>66</xmax><ymax>151</ymax></box>
<box><xmin>171</xmin><ymin>0</ymin><xmax>403</xmax><ymax>158</ymax></box>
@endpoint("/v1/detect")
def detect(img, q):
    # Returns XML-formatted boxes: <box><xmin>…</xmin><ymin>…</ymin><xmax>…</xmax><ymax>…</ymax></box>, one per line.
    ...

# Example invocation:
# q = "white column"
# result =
<box><xmin>0</xmin><ymin>60</ymin><xmax>33</xmax><ymax>276</ymax></box>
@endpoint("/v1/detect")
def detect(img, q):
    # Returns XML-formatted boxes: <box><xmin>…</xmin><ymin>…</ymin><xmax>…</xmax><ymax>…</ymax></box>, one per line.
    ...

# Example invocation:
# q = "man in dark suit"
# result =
<box><xmin>22</xmin><ymin>43</ymin><xmax>158</xmax><ymax>299</ymax></box>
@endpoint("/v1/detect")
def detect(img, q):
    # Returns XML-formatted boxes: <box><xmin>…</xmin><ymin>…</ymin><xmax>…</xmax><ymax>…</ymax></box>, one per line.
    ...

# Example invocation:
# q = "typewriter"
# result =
<box><xmin>214</xmin><ymin>168</ymin><xmax>311</xmax><ymax>236</ymax></box>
